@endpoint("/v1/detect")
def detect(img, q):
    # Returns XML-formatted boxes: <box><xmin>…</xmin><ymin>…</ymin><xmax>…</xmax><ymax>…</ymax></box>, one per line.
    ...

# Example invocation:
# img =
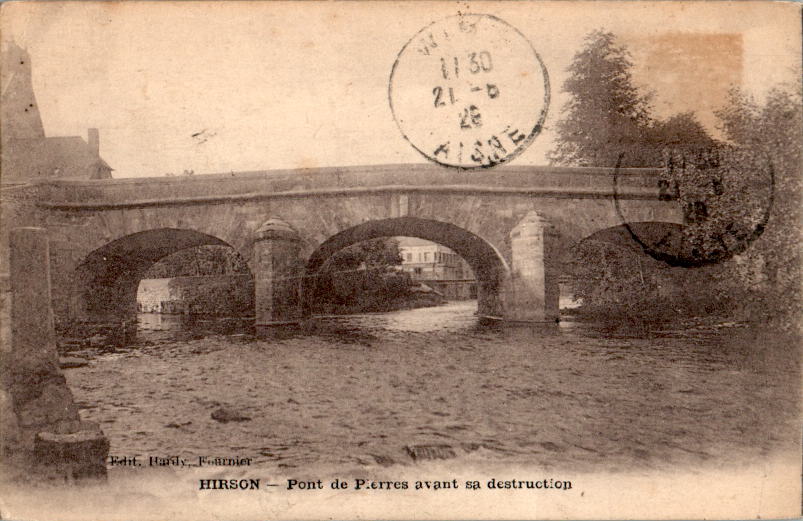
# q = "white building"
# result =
<box><xmin>396</xmin><ymin>237</ymin><xmax>476</xmax><ymax>299</ymax></box>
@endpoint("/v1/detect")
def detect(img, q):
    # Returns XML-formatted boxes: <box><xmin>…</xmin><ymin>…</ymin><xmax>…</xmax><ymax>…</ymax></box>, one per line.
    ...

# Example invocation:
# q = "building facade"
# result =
<box><xmin>1</xmin><ymin>41</ymin><xmax>112</xmax><ymax>183</ymax></box>
<box><xmin>396</xmin><ymin>237</ymin><xmax>477</xmax><ymax>300</ymax></box>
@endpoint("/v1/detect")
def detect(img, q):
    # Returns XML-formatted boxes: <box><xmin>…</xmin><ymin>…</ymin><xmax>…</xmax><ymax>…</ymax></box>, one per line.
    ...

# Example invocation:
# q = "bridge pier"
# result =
<box><xmin>253</xmin><ymin>219</ymin><xmax>304</xmax><ymax>338</ymax></box>
<box><xmin>504</xmin><ymin>211</ymin><xmax>560</xmax><ymax>324</ymax></box>
<box><xmin>3</xmin><ymin>227</ymin><xmax>109</xmax><ymax>481</ymax></box>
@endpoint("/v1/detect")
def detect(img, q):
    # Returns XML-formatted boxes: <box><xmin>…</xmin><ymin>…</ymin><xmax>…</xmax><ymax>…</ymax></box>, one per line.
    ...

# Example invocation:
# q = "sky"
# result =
<box><xmin>2</xmin><ymin>1</ymin><xmax>800</xmax><ymax>178</ymax></box>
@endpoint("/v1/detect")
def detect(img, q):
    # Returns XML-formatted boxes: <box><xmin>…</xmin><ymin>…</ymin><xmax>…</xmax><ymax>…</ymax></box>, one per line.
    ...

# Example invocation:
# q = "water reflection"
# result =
<box><xmin>134</xmin><ymin>301</ymin><xmax>555</xmax><ymax>341</ymax></box>
<box><xmin>315</xmin><ymin>301</ymin><xmax>481</xmax><ymax>333</ymax></box>
<box><xmin>134</xmin><ymin>312</ymin><xmax>253</xmax><ymax>344</ymax></box>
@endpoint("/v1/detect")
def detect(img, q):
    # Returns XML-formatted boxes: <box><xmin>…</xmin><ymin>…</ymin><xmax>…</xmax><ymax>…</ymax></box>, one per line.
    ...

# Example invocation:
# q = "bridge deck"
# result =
<box><xmin>19</xmin><ymin>164</ymin><xmax>667</xmax><ymax>210</ymax></box>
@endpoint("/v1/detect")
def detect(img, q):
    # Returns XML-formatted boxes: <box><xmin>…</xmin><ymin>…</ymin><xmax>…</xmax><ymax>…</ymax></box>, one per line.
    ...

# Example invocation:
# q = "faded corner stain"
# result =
<box><xmin>296</xmin><ymin>158</ymin><xmax>320</xmax><ymax>170</ymax></box>
<box><xmin>626</xmin><ymin>32</ymin><xmax>743</xmax><ymax>131</ymax></box>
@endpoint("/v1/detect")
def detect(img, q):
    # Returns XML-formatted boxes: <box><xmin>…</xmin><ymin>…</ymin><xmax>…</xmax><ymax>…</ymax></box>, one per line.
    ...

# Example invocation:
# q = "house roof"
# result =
<box><xmin>396</xmin><ymin>237</ymin><xmax>438</xmax><ymax>247</ymax></box>
<box><xmin>1</xmin><ymin>136</ymin><xmax>112</xmax><ymax>181</ymax></box>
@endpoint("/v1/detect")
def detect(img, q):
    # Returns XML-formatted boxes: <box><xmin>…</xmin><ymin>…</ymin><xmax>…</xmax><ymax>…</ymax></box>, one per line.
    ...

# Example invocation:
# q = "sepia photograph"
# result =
<box><xmin>0</xmin><ymin>1</ymin><xmax>800</xmax><ymax>519</ymax></box>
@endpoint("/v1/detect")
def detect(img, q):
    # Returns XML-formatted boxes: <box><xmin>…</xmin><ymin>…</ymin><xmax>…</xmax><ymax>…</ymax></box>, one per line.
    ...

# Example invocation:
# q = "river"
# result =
<box><xmin>62</xmin><ymin>301</ymin><xmax>799</xmax><ymax>475</ymax></box>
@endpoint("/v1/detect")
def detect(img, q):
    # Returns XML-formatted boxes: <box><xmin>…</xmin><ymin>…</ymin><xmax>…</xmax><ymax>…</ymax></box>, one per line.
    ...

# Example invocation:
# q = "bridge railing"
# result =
<box><xmin>29</xmin><ymin>164</ymin><xmax>666</xmax><ymax>208</ymax></box>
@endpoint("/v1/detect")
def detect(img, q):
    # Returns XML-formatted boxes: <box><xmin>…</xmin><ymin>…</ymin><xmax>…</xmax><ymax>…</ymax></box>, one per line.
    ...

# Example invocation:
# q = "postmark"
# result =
<box><xmin>389</xmin><ymin>14</ymin><xmax>550</xmax><ymax>169</ymax></box>
<box><xmin>612</xmin><ymin>150</ymin><xmax>775</xmax><ymax>268</ymax></box>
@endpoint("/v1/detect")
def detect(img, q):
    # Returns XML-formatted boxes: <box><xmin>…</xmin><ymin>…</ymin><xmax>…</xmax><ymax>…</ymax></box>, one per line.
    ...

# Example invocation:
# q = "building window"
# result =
<box><xmin>414</xmin><ymin>267</ymin><xmax>422</xmax><ymax>275</ymax></box>
<box><xmin>424</xmin><ymin>252</ymin><xmax>430</xmax><ymax>262</ymax></box>
<box><xmin>406</xmin><ymin>253</ymin><xmax>412</xmax><ymax>262</ymax></box>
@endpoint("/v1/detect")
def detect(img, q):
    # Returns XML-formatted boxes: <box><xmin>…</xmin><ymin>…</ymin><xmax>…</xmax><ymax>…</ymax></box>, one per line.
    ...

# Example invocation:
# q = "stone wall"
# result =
<box><xmin>0</xmin><ymin>274</ymin><xmax>10</xmax><ymax>360</ymax></box>
<box><xmin>1</xmin><ymin>228</ymin><xmax>109</xmax><ymax>482</ymax></box>
<box><xmin>137</xmin><ymin>275</ymin><xmax>254</xmax><ymax>316</ymax></box>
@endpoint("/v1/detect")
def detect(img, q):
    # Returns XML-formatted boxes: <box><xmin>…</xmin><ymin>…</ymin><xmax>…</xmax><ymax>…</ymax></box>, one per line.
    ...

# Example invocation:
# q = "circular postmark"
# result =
<box><xmin>389</xmin><ymin>14</ymin><xmax>550</xmax><ymax>169</ymax></box>
<box><xmin>612</xmin><ymin>150</ymin><xmax>775</xmax><ymax>268</ymax></box>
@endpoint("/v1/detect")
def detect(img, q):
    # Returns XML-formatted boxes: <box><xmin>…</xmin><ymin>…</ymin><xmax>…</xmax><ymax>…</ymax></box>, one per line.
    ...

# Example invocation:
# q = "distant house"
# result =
<box><xmin>397</xmin><ymin>237</ymin><xmax>477</xmax><ymax>300</ymax></box>
<box><xmin>1</xmin><ymin>41</ymin><xmax>112</xmax><ymax>183</ymax></box>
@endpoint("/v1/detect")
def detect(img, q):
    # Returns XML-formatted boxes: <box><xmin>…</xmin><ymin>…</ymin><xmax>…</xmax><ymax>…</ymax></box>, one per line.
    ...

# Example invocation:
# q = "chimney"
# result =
<box><xmin>87</xmin><ymin>128</ymin><xmax>99</xmax><ymax>155</ymax></box>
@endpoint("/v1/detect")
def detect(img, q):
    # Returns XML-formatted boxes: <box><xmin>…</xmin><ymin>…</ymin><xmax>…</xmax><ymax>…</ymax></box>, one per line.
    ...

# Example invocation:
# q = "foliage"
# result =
<box><xmin>165</xmin><ymin>277</ymin><xmax>254</xmax><ymax>316</ymax></box>
<box><xmin>567</xmin><ymin>240</ymin><xmax>731</xmax><ymax>322</ymax></box>
<box><xmin>322</xmin><ymin>237</ymin><xmax>403</xmax><ymax>272</ymax></box>
<box><xmin>548</xmin><ymin>30</ymin><xmax>655</xmax><ymax>167</ymax></box>
<box><xmin>653</xmin><ymin>87</ymin><xmax>801</xmax><ymax>327</ymax></box>
<box><xmin>309</xmin><ymin>238</ymin><xmax>418</xmax><ymax>313</ymax></box>
<box><xmin>554</xmin><ymin>29</ymin><xmax>801</xmax><ymax>328</ymax></box>
<box><xmin>145</xmin><ymin>245</ymin><xmax>250</xmax><ymax>279</ymax></box>
<box><xmin>573</xmin><ymin>87</ymin><xmax>802</xmax><ymax>326</ymax></box>
<box><xmin>661</xmin><ymin>145</ymin><xmax>772</xmax><ymax>265</ymax></box>
<box><xmin>711</xmin><ymin>87</ymin><xmax>802</xmax><ymax>328</ymax></box>
<box><xmin>550</xmin><ymin>31</ymin><xmax>720</xmax><ymax>168</ymax></box>
<box><xmin>649</xmin><ymin>112</ymin><xmax>718</xmax><ymax>154</ymax></box>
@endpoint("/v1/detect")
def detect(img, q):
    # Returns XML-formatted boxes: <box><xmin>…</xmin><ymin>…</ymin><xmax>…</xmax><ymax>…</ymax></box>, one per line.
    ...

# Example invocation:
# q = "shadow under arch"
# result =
<box><xmin>578</xmin><ymin>222</ymin><xmax>686</xmax><ymax>256</ymax></box>
<box><xmin>72</xmin><ymin>228</ymin><xmax>252</xmax><ymax>322</ymax></box>
<box><xmin>558</xmin><ymin>221</ymin><xmax>688</xmax><ymax>301</ymax></box>
<box><xmin>302</xmin><ymin>217</ymin><xmax>510</xmax><ymax>318</ymax></box>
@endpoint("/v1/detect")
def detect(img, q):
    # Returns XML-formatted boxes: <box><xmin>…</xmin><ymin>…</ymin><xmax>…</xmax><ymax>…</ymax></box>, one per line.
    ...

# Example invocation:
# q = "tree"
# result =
<box><xmin>649</xmin><ymin>112</ymin><xmax>718</xmax><ymax>153</ymax></box>
<box><xmin>311</xmin><ymin>238</ymin><xmax>413</xmax><ymax>313</ymax></box>
<box><xmin>711</xmin><ymin>87</ymin><xmax>802</xmax><ymax>327</ymax></box>
<box><xmin>322</xmin><ymin>238</ymin><xmax>403</xmax><ymax>273</ymax></box>
<box><xmin>550</xmin><ymin>31</ymin><xmax>722</xmax><ymax>168</ymax></box>
<box><xmin>552</xmin><ymin>30</ymin><xmax>723</xmax><ymax>321</ymax></box>
<box><xmin>568</xmin><ymin>238</ymin><xmax>732</xmax><ymax>322</ymax></box>
<box><xmin>549</xmin><ymin>30</ymin><xmax>656</xmax><ymax>167</ymax></box>
<box><xmin>145</xmin><ymin>245</ymin><xmax>250</xmax><ymax>278</ymax></box>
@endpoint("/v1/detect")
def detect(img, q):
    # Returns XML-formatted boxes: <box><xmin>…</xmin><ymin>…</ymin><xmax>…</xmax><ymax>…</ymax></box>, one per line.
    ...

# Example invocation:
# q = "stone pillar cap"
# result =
<box><xmin>521</xmin><ymin>210</ymin><xmax>550</xmax><ymax>224</ymax></box>
<box><xmin>512</xmin><ymin>211</ymin><xmax>558</xmax><ymax>235</ymax></box>
<box><xmin>255</xmin><ymin>218</ymin><xmax>300</xmax><ymax>242</ymax></box>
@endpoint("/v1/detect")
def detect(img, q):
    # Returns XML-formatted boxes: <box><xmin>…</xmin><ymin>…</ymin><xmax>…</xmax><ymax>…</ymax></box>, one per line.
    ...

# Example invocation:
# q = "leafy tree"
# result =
<box><xmin>711</xmin><ymin>87</ymin><xmax>802</xmax><ymax>327</ymax></box>
<box><xmin>649</xmin><ymin>112</ymin><xmax>718</xmax><ymax>153</ymax></box>
<box><xmin>550</xmin><ymin>31</ymin><xmax>722</xmax><ymax>168</ymax></box>
<box><xmin>322</xmin><ymin>237</ymin><xmax>403</xmax><ymax>272</ymax></box>
<box><xmin>552</xmin><ymin>30</ymin><xmax>768</xmax><ymax>323</ymax></box>
<box><xmin>145</xmin><ymin>245</ymin><xmax>250</xmax><ymax>278</ymax></box>
<box><xmin>310</xmin><ymin>238</ymin><xmax>414</xmax><ymax>313</ymax></box>
<box><xmin>567</xmin><ymin>237</ymin><xmax>731</xmax><ymax>322</ymax></box>
<box><xmin>567</xmin><ymin>86</ymin><xmax>801</xmax><ymax>327</ymax></box>
<box><xmin>549</xmin><ymin>30</ymin><xmax>656</xmax><ymax>167</ymax></box>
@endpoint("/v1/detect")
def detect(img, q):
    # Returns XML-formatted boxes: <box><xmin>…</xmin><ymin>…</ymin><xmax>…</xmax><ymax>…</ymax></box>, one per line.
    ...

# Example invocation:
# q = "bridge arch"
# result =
<box><xmin>558</xmin><ymin>221</ymin><xmax>691</xmax><ymax>311</ymax></box>
<box><xmin>301</xmin><ymin>217</ymin><xmax>510</xmax><ymax>318</ymax></box>
<box><xmin>569</xmin><ymin>221</ymin><xmax>687</xmax><ymax>263</ymax></box>
<box><xmin>72</xmin><ymin>227</ymin><xmax>252</xmax><ymax>322</ymax></box>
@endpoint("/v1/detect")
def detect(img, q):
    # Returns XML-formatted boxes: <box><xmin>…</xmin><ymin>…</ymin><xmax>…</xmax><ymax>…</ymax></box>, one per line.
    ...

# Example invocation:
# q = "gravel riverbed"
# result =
<box><xmin>63</xmin><ymin>302</ymin><xmax>800</xmax><ymax>474</ymax></box>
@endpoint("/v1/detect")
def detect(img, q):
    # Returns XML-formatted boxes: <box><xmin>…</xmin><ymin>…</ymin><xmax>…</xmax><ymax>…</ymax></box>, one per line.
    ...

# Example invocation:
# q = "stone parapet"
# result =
<box><xmin>34</xmin><ymin>164</ymin><xmax>666</xmax><ymax>210</ymax></box>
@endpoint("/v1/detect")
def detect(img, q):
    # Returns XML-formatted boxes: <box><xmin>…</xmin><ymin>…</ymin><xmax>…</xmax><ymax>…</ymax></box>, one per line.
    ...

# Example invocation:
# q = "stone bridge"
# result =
<box><xmin>2</xmin><ymin>163</ymin><xmax>683</xmax><ymax>331</ymax></box>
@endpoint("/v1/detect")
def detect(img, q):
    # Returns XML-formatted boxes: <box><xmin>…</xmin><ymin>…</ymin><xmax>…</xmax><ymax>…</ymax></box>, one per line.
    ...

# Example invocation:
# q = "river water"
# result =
<box><xmin>64</xmin><ymin>301</ymin><xmax>799</xmax><ymax>474</ymax></box>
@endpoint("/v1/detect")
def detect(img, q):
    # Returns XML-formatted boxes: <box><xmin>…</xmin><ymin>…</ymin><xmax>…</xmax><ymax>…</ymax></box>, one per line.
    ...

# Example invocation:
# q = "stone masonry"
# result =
<box><xmin>1</xmin><ymin>164</ymin><xmax>683</xmax><ymax>329</ymax></box>
<box><xmin>1</xmin><ymin>227</ymin><xmax>109</xmax><ymax>482</ymax></box>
